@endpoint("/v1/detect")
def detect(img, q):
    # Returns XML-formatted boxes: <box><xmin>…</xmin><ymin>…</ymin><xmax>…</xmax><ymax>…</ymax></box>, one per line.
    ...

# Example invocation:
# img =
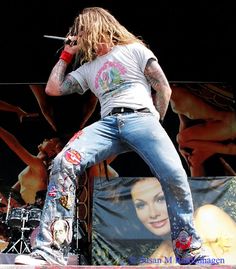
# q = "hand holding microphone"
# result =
<box><xmin>44</xmin><ymin>34</ymin><xmax>80</xmax><ymax>65</ymax></box>
<box><xmin>44</xmin><ymin>34</ymin><xmax>78</xmax><ymax>46</ymax></box>
<box><xmin>65</xmin><ymin>38</ymin><xmax>77</xmax><ymax>46</ymax></box>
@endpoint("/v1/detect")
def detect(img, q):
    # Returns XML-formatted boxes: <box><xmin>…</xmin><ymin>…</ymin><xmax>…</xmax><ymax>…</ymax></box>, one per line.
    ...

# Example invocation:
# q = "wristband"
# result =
<box><xmin>59</xmin><ymin>50</ymin><xmax>73</xmax><ymax>64</ymax></box>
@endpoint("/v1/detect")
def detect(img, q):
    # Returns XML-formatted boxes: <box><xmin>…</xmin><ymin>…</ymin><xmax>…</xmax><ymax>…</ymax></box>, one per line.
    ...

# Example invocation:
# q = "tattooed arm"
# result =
<box><xmin>45</xmin><ymin>39</ymin><xmax>83</xmax><ymax>96</ymax></box>
<box><xmin>45</xmin><ymin>60</ymin><xmax>83</xmax><ymax>96</ymax></box>
<box><xmin>144</xmin><ymin>58</ymin><xmax>172</xmax><ymax>121</ymax></box>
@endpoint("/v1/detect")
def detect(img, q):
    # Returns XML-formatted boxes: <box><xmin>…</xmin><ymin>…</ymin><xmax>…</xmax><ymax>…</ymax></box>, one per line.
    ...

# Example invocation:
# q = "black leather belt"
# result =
<box><xmin>108</xmin><ymin>107</ymin><xmax>150</xmax><ymax>115</ymax></box>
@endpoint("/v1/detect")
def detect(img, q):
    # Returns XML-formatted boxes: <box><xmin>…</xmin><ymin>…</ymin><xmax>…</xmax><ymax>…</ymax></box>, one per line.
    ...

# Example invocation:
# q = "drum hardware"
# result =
<box><xmin>5</xmin><ymin>211</ymin><xmax>31</xmax><ymax>254</ymax></box>
<box><xmin>0</xmin><ymin>192</ymin><xmax>13</xmax><ymax>253</ymax></box>
<box><xmin>5</xmin><ymin>191</ymin><xmax>12</xmax><ymax>223</ymax></box>
<box><xmin>4</xmin><ymin>206</ymin><xmax>42</xmax><ymax>254</ymax></box>
<box><xmin>0</xmin><ymin>190</ymin><xmax>43</xmax><ymax>254</ymax></box>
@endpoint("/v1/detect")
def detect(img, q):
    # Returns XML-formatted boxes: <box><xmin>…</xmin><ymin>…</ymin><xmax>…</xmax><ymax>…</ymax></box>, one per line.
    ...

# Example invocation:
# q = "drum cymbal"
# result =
<box><xmin>0</xmin><ymin>203</ymin><xmax>6</xmax><ymax>208</ymax></box>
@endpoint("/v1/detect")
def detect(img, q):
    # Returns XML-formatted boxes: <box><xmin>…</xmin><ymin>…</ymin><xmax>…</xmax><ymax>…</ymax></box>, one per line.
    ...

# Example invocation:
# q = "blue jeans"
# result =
<box><xmin>33</xmin><ymin>111</ymin><xmax>202</xmax><ymax>264</ymax></box>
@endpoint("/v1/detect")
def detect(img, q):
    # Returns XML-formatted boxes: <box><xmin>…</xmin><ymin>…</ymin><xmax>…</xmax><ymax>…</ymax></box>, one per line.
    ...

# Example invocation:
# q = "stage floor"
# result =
<box><xmin>0</xmin><ymin>253</ymin><xmax>80</xmax><ymax>267</ymax></box>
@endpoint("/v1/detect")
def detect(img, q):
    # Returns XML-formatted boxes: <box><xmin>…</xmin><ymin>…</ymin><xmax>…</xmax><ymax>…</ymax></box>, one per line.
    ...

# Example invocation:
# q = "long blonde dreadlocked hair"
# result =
<box><xmin>67</xmin><ymin>7</ymin><xmax>146</xmax><ymax>64</ymax></box>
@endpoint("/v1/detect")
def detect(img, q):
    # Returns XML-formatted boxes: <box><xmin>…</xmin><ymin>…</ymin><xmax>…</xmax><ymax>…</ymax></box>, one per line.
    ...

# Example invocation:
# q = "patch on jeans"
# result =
<box><xmin>173</xmin><ymin>229</ymin><xmax>192</xmax><ymax>255</ymax></box>
<box><xmin>69</xmin><ymin>130</ymin><xmax>83</xmax><ymax>143</ymax></box>
<box><xmin>48</xmin><ymin>185</ymin><xmax>57</xmax><ymax>197</ymax></box>
<box><xmin>65</xmin><ymin>149</ymin><xmax>81</xmax><ymax>165</ymax></box>
<box><xmin>51</xmin><ymin>219</ymin><xmax>70</xmax><ymax>248</ymax></box>
<box><xmin>59</xmin><ymin>194</ymin><xmax>73</xmax><ymax>210</ymax></box>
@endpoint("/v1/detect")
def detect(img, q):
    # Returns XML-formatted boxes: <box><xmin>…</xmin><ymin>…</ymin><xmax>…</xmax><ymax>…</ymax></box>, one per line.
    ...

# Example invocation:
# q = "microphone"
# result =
<box><xmin>43</xmin><ymin>35</ymin><xmax>66</xmax><ymax>41</ymax></box>
<box><xmin>43</xmin><ymin>35</ymin><xmax>77</xmax><ymax>45</ymax></box>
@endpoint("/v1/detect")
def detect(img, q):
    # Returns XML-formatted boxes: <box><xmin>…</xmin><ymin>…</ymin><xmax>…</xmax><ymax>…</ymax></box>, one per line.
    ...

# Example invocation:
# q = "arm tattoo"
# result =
<box><xmin>49</xmin><ymin>59</ymin><xmax>83</xmax><ymax>95</ymax></box>
<box><xmin>49</xmin><ymin>60</ymin><xmax>67</xmax><ymax>84</ymax></box>
<box><xmin>62</xmin><ymin>74</ymin><xmax>84</xmax><ymax>95</ymax></box>
<box><xmin>144</xmin><ymin>58</ymin><xmax>172</xmax><ymax>120</ymax></box>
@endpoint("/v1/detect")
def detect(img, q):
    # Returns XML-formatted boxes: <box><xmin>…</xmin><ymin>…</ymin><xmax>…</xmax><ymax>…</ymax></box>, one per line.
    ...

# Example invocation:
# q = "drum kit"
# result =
<box><xmin>0</xmin><ymin>178</ymin><xmax>89</xmax><ymax>263</ymax></box>
<box><xmin>0</xmin><ymin>191</ymin><xmax>42</xmax><ymax>254</ymax></box>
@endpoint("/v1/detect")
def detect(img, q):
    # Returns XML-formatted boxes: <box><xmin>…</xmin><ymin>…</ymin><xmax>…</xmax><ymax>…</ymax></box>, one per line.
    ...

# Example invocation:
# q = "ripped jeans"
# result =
<box><xmin>32</xmin><ymin>111</ymin><xmax>202</xmax><ymax>265</ymax></box>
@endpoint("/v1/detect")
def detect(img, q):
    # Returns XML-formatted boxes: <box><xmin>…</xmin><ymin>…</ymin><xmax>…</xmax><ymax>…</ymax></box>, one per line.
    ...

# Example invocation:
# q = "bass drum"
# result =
<box><xmin>0</xmin><ymin>222</ymin><xmax>10</xmax><ymax>253</ymax></box>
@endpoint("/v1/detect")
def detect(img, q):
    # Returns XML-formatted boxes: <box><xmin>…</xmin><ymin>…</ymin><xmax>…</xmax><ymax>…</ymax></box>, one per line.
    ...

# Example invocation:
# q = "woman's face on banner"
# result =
<box><xmin>131</xmin><ymin>177</ymin><xmax>170</xmax><ymax>236</ymax></box>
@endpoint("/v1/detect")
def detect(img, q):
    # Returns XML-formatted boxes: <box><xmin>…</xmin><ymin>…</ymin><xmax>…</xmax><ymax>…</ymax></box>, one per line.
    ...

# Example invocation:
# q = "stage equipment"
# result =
<box><xmin>7</xmin><ymin>208</ymin><xmax>26</xmax><ymax>229</ymax></box>
<box><xmin>5</xmin><ymin>208</ymin><xmax>31</xmax><ymax>254</ymax></box>
<box><xmin>2</xmin><ymin>190</ymin><xmax>42</xmax><ymax>254</ymax></box>
<box><xmin>27</xmin><ymin>208</ymin><xmax>42</xmax><ymax>227</ymax></box>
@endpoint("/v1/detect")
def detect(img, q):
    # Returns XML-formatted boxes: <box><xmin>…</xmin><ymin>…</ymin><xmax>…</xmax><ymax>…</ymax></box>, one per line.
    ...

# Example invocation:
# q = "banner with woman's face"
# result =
<box><xmin>92</xmin><ymin>176</ymin><xmax>236</xmax><ymax>266</ymax></box>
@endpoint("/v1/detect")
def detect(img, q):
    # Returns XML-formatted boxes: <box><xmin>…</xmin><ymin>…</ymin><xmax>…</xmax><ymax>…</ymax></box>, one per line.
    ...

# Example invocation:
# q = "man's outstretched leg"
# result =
<box><xmin>15</xmin><ymin>148</ymin><xmax>78</xmax><ymax>265</ymax></box>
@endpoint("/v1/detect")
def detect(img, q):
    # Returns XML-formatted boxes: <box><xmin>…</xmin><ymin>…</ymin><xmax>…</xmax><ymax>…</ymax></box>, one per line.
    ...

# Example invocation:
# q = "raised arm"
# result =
<box><xmin>144</xmin><ymin>59</ymin><xmax>172</xmax><ymax>121</ymax></box>
<box><xmin>45</xmin><ymin>38</ymin><xmax>83</xmax><ymax>97</ymax></box>
<box><xmin>29</xmin><ymin>84</ymin><xmax>57</xmax><ymax>131</ymax></box>
<box><xmin>0</xmin><ymin>127</ymin><xmax>39</xmax><ymax>167</ymax></box>
<box><xmin>0</xmin><ymin>100</ymin><xmax>39</xmax><ymax>122</ymax></box>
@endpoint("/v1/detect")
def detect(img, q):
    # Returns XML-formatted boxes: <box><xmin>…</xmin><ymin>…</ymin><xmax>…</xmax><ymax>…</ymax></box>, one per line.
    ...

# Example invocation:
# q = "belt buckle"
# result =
<box><xmin>109</xmin><ymin>107</ymin><xmax>126</xmax><ymax>116</ymax></box>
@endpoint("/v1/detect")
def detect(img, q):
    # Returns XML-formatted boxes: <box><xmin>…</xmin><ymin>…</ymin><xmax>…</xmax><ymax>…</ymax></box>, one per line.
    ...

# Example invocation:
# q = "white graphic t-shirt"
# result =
<box><xmin>70</xmin><ymin>42</ymin><xmax>160</xmax><ymax>119</ymax></box>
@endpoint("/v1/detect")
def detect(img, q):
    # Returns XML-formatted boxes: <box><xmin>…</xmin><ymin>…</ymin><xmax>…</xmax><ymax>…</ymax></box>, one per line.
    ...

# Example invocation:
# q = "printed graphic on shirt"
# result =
<box><xmin>95</xmin><ymin>61</ymin><xmax>132</xmax><ymax>95</ymax></box>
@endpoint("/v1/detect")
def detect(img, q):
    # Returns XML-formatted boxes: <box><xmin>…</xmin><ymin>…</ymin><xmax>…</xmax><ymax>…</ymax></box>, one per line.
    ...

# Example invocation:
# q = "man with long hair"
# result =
<box><xmin>15</xmin><ymin>7</ymin><xmax>208</xmax><ymax>265</ymax></box>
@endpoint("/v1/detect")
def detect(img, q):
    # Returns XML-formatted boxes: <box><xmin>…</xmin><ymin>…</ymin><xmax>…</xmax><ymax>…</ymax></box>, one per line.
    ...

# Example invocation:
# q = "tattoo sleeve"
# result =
<box><xmin>62</xmin><ymin>74</ymin><xmax>84</xmax><ymax>95</ymax></box>
<box><xmin>144</xmin><ymin>58</ymin><xmax>172</xmax><ymax>121</ymax></box>
<box><xmin>47</xmin><ymin>59</ymin><xmax>84</xmax><ymax>96</ymax></box>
